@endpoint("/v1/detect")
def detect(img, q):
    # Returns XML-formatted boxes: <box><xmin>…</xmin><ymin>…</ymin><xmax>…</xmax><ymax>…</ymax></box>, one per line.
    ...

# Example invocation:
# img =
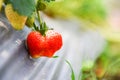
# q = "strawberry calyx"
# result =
<box><xmin>33</xmin><ymin>22</ymin><xmax>53</xmax><ymax>36</ymax></box>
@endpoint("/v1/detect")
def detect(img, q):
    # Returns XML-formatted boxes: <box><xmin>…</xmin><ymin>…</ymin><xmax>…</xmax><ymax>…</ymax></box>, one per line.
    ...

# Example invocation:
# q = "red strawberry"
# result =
<box><xmin>27</xmin><ymin>30</ymin><xmax>62</xmax><ymax>58</ymax></box>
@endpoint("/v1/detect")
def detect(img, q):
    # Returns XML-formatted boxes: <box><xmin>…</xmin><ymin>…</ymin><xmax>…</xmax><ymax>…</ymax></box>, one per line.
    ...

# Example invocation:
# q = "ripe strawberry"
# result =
<box><xmin>27</xmin><ymin>29</ymin><xmax>62</xmax><ymax>58</ymax></box>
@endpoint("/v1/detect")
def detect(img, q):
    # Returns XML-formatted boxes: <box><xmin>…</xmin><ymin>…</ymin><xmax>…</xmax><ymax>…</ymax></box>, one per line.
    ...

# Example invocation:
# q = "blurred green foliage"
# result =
<box><xmin>45</xmin><ymin>0</ymin><xmax>106</xmax><ymax>25</ymax></box>
<box><xmin>81</xmin><ymin>42</ymin><xmax>120</xmax><ymax>80</ymax></box>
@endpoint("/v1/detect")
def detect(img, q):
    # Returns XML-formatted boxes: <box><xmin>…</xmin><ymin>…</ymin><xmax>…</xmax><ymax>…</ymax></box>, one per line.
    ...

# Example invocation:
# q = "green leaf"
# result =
<box><xmin>66</xmin><ymin>60</ymin><xmax>75</xmax><ymax>80</ymax></box>
<box><xmin>9</xmin><ymin>0</ymin><xmax>35</xmax><ymax>16</ymax></box>
<box><xmin>52</xmin><ymin>56</ymin><xmax>59</xmax><ymax>58</ymax></box>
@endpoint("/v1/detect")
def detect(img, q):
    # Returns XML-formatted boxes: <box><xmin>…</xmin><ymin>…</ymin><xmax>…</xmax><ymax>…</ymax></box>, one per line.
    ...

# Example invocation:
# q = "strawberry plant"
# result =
<box><xmin>0</xmin><ymin>0</ymin><xmax>63</xmax><ymax>58</ymax></box>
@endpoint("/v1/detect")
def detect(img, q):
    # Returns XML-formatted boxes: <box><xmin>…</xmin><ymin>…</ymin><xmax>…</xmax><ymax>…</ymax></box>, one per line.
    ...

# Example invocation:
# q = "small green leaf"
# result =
<box><xmin>53</xmin><ymin>56</ymin><xmax>59</xmax><ymax>58</ymax></box>
<box><xmin>66</xmin><ymin>60</ymin><xmax>75</xmax><ymax>80</ymax></box>
<box><xmin>9</xmin><ymin>0</ymin><xmax>35</xmax><ymax>16</ymax></box>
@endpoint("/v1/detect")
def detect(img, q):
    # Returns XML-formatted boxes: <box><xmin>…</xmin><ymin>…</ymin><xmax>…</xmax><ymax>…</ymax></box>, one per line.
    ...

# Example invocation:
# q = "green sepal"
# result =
<box><xmin>52</xmin><ymin>56</ymin><xmax>59</xmax><ymax>58</ymax></box>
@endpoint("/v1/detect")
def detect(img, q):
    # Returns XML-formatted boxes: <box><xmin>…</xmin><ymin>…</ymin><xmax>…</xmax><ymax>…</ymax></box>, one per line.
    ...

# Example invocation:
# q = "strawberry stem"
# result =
<box><xmin>32</xmin><ymin>0</ymin><xmax>54</xmax><ymax>36</ymax></box>
<box><xmin>36</xmin><ymin>10</ymin><xmax>42</xmax><ymax>25</ymax></box>
<box><xmin>35</xmin><ymin>4</ymin><xmax>48</xmax><ymax>36</ymax></box>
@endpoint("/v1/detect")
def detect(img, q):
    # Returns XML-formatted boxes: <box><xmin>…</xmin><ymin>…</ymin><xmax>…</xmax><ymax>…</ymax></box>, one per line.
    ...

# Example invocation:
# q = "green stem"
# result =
<box><xmin>36</xmin><ymin>10</ymin><xmax>42</xmax><ymax>25</ymax></box>
<box><xmin>36</xmin><ymin>0</ymin><xmax>42</xmax><ymax>25</ymax></box>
